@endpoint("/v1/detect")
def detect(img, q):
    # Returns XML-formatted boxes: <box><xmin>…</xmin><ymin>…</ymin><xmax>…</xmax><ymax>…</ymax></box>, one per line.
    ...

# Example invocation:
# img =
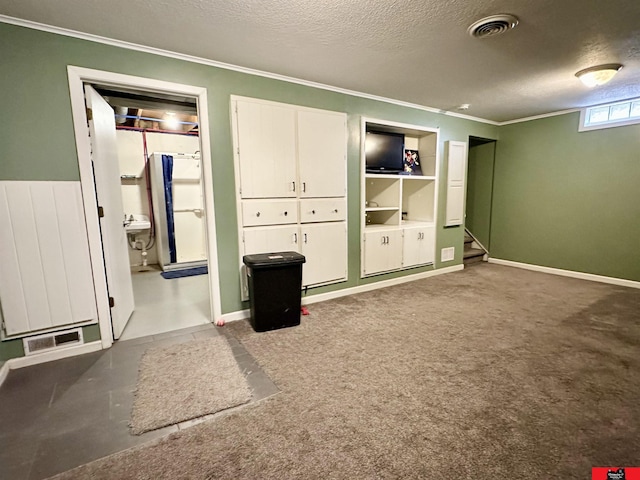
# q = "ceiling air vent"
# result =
<box><xmin>468</xmin><ymin>14</ymin><xmax>519</xmax><ymax>38</ymax></box>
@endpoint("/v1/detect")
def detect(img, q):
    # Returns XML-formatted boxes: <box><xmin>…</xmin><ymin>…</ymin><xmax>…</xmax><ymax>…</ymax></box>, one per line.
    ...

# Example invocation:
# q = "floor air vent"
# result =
<box><xmin>23</xmin><ymin>328</ymin><xmax>84</xmax><ymax>355</ymax></box>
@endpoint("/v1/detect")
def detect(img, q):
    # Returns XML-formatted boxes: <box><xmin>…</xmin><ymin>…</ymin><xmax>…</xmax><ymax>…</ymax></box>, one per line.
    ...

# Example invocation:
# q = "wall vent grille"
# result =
<box><xmin>23</xmin><ymin>328</ymin><xmax>84</xmax><ymax>355</ymax></box>
<box><xmin>441</xmin><ymin>247</ymin><xmax>455</xmax><ymax>262</ymax></box>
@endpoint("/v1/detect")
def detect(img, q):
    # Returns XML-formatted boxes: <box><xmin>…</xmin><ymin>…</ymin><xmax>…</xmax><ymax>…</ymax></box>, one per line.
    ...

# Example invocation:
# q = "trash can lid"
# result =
<box><xmin>243</xmin><ymin>251</ymin><xmax>306</xmax><ymax>268</ymax></box>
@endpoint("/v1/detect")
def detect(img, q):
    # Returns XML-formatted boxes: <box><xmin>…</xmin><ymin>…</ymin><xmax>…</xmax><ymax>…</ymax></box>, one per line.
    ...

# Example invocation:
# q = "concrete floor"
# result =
<box><xmin>0</xmin><ymin>269</ymin><xmax>274</xmax><ymax>480</ymax></box>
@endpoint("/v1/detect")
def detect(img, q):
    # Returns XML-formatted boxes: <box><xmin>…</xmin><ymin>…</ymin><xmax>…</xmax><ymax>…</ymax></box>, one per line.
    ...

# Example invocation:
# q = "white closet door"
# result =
<box><xmin>445</xmin><ymin>141</ymin><xmax>467</xmax><ymax>227</ymax></box>
<box><xmin>0</xmin><ymin>181</ymin><xmax>97</xmax><ymax>336</ymax></box>
<box><xmin>300</xmin><ymin>222</ymin><xmax>347</xmax><ymax>286</ymax></box>
<box><xmin>297</xmin><ymin>110</ymin><xmax>347</xmax><ymax>198</ymax></box>
<box><xmin>236</xmin><ymin>100</ymin><xmax>297</xmax><ymax>198</ymax></box>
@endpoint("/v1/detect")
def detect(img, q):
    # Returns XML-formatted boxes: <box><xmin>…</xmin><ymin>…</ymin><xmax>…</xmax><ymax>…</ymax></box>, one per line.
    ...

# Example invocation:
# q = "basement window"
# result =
<box><xmin>579</xmin><ymin>97</ymin><xmax>640</xmax><ymax>132</ymax></box>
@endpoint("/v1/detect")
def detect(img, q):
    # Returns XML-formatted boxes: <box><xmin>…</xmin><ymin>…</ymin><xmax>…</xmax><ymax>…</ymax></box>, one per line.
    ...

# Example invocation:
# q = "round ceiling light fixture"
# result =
<box><xmin>575</xmin><ymin>64</ymin><xmax>623</xmax><ymax>87</ymax></box>
<box><xmin>468</xmin><ymin>14</ymin><xmax>519</xmax><ymax>38</ymax></box>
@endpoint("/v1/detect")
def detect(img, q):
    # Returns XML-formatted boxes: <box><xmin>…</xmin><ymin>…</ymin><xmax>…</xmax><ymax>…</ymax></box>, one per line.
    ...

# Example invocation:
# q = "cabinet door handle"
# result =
<box><xmin>303</xmin><ymin>182</ymin><xmax>306</xmax><ymax>192</ymax></box>
<box><xmin>292</xmin><ymin>181</ymin><xmax>296</xmax><ymax>192</ymax></box>
<box><xmin>381</xmin><ymin>236</ymin><xmax>385</xmax><ymax>245</ymax></box>
<box><xmin>293</xmin><ymin>233</ymin><xmax>297</xmax><ymax>243</ymax></box>
<box><xmin>304</xmin><ymin>233</ymin><xmax>308</xmax><ymax>244</ymax></box>
<box><xmin>284</xmin><ymin>211</ymin><xmax>288</xmax><ymax>216</ymax></box>
<box><xmin>256</xmin><ymin>211</ymin><xmax>261</xmax><ymax>217</ymax></box>
<box><xmin>311</xmin><ymin>209</ymin><xmax>316</xmax><ymax>214</ymax></box>
<box><xmin>386</xmin><ymin>236</ymin><xmax>390</xmax><ymax>244</ymax></box>
<box><xmin>333</xmin><ymin>209</ymin><xmax>338</xmax><ymax>213</ymax></box>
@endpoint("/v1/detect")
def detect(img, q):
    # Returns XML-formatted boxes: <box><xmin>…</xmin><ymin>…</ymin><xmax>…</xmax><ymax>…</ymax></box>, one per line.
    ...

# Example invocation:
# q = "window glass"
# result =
<box><xmin>609</xmin><ymin>103</ymin><xmax>630</xmax><ymax>120</ymax></box>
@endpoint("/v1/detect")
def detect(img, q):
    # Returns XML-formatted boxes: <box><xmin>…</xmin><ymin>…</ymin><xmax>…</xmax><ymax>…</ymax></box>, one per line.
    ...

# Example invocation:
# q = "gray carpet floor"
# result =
<box><xmin>50</xmin><ymin>263</ymin><xmax>640</xmax><ymax>479</ymax></box>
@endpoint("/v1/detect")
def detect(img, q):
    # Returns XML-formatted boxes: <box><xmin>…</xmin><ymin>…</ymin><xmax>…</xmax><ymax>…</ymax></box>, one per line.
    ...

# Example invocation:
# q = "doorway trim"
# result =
<box><xmin>67</xmin><ymin>65</ymin><xmax>222</xmax><ymax>349</ymax></box>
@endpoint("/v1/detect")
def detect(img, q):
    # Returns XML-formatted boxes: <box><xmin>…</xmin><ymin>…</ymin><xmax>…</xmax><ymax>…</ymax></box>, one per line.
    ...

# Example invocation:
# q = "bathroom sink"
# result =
<box><xmin>124</xmin><ymin>214</ymin><xmax>151</xmax><ymax>234</ymax></box>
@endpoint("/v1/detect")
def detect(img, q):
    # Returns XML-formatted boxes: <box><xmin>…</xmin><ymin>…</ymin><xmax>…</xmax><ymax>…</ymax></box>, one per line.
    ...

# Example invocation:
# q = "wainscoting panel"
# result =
<box><xmin>0</xmin><ymin>181</ymin><xmax>97</xmax><ymax>336</ymax></box>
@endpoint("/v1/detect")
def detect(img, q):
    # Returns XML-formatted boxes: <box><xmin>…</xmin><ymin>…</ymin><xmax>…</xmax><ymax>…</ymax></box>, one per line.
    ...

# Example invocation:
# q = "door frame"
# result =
<box><xmin>67</xmin><ymin>66</ymin><xmax>222</xmax><ymax>348</ymax></box>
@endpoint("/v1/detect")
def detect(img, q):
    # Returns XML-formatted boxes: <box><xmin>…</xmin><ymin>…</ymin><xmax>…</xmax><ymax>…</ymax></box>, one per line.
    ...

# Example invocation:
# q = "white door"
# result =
<box><xmin>363</xmin><ymin>229</ymin><xmax>403</xmax><ymax>275</ymax></box>
<box><xmin>85</xmin><ymin>85</ymin><xmax>135</xmax><ymax>339</ymax></box>
<box><xmin>236</xmin><ymin>100</ymin><xmax>297</xmax><ymax>198</ymax></box>
<box><xmin>402</xmin><ymin>225</ymin><xmax>435</xmax><ymax>267</ymax></box>
<box><xmin>242</xmin><ymin>225</ymin><xmax>300</xmax><ymax>255</ymax></box>
<box><xmin>445</xmin><ymin>141</ymin><xmax>467</xmax><ymax>226</ymax></box>
<box><xmin>300</xmin><ymin>222</ymin><xmax>347</xmax><ymax>286</ymax></box>
<box><xmin>297</xmin><ymin>110</ymin><xmax>347</xmax><ymax>198</ymax></box>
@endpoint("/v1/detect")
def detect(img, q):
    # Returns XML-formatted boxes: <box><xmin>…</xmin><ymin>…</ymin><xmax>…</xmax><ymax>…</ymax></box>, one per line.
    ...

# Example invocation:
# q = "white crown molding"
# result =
<box><xmin>488</xmin><ymin>258</ymin><xmax>640</xmax><ymax>289</ymax></box>
<box><xmin>498</xmin><ymin>108</ymin><xmax>581</xmax><ymax>125</ymax></box>
<box><xmin>0</xmin><ymin>15</ymin><xmax>498</xmax><ymax>126</ymax></box>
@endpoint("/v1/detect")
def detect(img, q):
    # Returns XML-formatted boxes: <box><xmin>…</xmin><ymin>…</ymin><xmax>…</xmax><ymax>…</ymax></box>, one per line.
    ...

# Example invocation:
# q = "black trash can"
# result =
<box><xmin>243</xmin><ymin>252</ymin><xmax>306</xmax><ymax>332</ymax></box>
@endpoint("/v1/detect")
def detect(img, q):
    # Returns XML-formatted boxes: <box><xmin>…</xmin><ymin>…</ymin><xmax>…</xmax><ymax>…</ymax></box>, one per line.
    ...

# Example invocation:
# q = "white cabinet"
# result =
<box><xmin>360</xmin><ymin>118</ymin><xmax>440</xmax><ymax>277</ymax></box>
<box><xmin>402</xmin><ymin>225</ymin><xmax>435</xmax><ymax>267</ymax></box>
<box><xmin>233</xmin><ymin>96</ymin><xmax>348</xmax><ymax>295</ymax></box>
<box><xmin>297</xmin><ymin>110</ymin><xmax>347</xmax><ymax>198</ymax></box>
<box><xmin>444</xmin><ymin>141</ymin><xmax>467</xmax><ymax>227</ymax></box>
<box><xmin>363</xmin><ymin>229</ymin><xmax>403</xmax><ymax>275</ymax></box>
<box><xmin>242</xmin><ymin>225</ymin><xmax>299</xmax><ymax>255</ymax></box>
<box><xmin>300</xmin><ymin>222</ymin><xmax>347</xmax><ymax>286</ymax></box>
<box><xmin>235</xmin><ymin>100</ymin><xmax>297</xmax><ymax>198</ymax></box>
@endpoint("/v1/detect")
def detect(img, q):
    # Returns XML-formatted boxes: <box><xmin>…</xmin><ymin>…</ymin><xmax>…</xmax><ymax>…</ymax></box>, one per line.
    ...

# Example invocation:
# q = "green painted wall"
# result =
<box><xmin>0</xmin><ymin>22</ymin><xmax>497</xmax><ymax>360</ymax></box>
<box><xmin>492</xmin><ymin>112</ymin><xmax>640</xmax><ymax>281</ymax></box>
<box><xmin>466</xmin><ymin>141</ymin><xmax>496</xmax><ymax>250</ymax></box>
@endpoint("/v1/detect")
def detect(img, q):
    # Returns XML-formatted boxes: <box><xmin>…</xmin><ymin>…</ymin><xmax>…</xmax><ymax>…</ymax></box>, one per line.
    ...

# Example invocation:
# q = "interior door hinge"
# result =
<box><xmin>97</xmin><ymin>206</ymin><xmax>104</xmax><ymax>218</ymax></box>
<box><xmin>109</xmin><ymin>297</ymin><xmax>115</xmax><ymax>308</ymax></box>
<box><xmin>86</xmin><ymin>107</ymin><xmax>93</xmax><ymax>121</ymax></box>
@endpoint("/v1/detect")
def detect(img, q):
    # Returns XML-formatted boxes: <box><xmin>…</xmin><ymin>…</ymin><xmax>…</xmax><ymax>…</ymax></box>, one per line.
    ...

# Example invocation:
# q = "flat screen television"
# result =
<box><xmin>365</xmin><ymin>130</ymin><xmax>405</xmax><ymax>173</ymax></box>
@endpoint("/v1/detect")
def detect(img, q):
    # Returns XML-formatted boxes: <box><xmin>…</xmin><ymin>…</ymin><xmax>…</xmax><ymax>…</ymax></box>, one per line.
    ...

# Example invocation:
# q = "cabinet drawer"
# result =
<box><xmin>242</xmin><ymin>200</ymin><xmax>298</xmax><ymax>227</ymax></box>
<box><xmin>299</xmin><ymin>198</ymin><xmax>346</xmax><ymax>223</ymax></box>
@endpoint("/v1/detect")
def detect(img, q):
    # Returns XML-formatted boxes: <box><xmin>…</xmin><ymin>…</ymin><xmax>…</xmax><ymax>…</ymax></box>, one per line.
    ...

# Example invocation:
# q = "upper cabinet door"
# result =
<box><xmin>297</xmin><ymin>110</ymin><xmax>347</xmax><ymax>198</ymax></box>
<box><xmin>236</xmin><ymin>100</ymin><xmax>297</xmax><ymax>198</ymax></box>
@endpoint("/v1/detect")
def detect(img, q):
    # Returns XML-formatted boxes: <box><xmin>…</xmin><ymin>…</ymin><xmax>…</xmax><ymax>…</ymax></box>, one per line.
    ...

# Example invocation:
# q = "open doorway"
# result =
<box><xmin>465</xmin><ymin>136</ymin><xmax>496</xmax><ymax>253</ymax></box>
<box><xmin>98</xmin><ymin>87</ymin><xmax>210</xmax><ymax>340</ymax></box>
<box><xmin>68</xmin><ymin>67</ymin><xmax>222</xmax><ymax>349</ymax></box>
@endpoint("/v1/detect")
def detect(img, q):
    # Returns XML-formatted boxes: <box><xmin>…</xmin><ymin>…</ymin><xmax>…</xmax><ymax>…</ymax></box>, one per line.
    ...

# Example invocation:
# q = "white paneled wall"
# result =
<box><xmin>0</xmin><ymin>181</ymin><xmax>97</xmax><ymax>336</ymax></box>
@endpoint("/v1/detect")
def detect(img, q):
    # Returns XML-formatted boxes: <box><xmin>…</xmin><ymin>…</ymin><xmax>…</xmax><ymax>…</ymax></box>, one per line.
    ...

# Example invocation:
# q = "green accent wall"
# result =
<box><xmin>0</xmin><ymin>22</ymin><xmax>499</xmax><ymax>360</ymax></box>
<box><xmin>492</xmin><ymin>112</ymin><xmax>640</xmax><ymax>281</ymax></box>
<box><xmin>466</xmin><ymin>141</ymin><xmax>496</xmax><ymax>250</ymax></box>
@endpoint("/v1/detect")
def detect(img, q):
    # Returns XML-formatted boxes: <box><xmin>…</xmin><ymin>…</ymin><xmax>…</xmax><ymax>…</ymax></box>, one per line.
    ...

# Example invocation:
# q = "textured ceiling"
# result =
<box><xmin>2</xmin><ymin>0</ymin><xmax>640</xmax><ymax>122</ymax></box>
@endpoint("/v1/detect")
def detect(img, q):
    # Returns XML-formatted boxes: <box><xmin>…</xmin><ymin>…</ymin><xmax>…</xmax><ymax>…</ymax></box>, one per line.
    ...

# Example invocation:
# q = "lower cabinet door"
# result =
<box><xmin>243</xmin><ymin>225</ymin><xmax>300</xmax><ymax>255</ymax></box>
<box><xmin>363</xmin><ymin>229</ymin><xmax>402</xmax><ymax>275</ymax></box>
<box><xmin>300</xmin><ymin>222</ymin><xmax>347</xmax><ymax>286</ymax></box>
<box><xmin>402</xmin><ymin>225</ymin><xmax>435</xmax><ymax>267</ymax></box>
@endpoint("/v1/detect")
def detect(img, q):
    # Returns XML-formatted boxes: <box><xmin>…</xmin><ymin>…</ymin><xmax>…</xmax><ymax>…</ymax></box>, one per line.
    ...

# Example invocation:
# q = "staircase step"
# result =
<box><xmin>463</xmin><ymin>248</ymin><xmax>485</xmax><ymax>264</ymax></box>
<box><xmin>464</xmin><ymin>234</ymin><xmax>473</xmax><ymax>244</ymax></box>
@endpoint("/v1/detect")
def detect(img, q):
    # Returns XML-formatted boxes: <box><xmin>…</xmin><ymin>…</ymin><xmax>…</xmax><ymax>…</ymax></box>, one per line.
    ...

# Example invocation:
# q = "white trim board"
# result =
<box><xmin>488</xmin><ymin>258</ymin><xmax>640</xmax><ymax>289</ymax></box>
<box><xmin>0</xmin><ymin>361</ymin><xmax>8</xmax><ymax>387</ymax></box>
<box><xmin>221</xmin><ymin>264</ymin><xmax>464</xmax><ymax>323</ymax></box>
<box><xmin>67</xmin><ymin>66</ymin><xmax>223</xmax><ymax>348</ymax></box>
<box><xmin>0</xmin><ymin>15</ymin><xmax>497</xmax><ymax>126</ymax></box>
<box><xmin>0</xmin><ymin>341</ymin><xmax>103</xmax><ymax>387</ymax></box>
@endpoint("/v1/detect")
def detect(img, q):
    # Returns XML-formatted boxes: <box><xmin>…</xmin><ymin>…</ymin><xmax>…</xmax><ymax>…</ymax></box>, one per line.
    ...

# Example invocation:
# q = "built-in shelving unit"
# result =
<box><xmin>361</xmin><ymin>118</ymin><xmax>439</xmax><ymax>276</ymax></box>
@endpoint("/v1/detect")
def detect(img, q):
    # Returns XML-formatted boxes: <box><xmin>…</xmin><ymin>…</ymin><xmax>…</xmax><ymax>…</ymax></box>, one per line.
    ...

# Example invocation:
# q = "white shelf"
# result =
<box><xmin>402</xmin><ymin>175</ymin><xmax>436</xmax><ymax>181</ymax></box>
<box><xmin>401</xmin><ymin>220</ymin><xmax>435</xmax><ymax>227</ymax></box>
<box><xmin>364</xmin><ymin>224</ymin><xmax>401</xmax><ymax>232</ymax></box>
<box><xmin>365</xmin><ymin>206</ymin><xmax>399</xmax><ymax>212</ymax></box>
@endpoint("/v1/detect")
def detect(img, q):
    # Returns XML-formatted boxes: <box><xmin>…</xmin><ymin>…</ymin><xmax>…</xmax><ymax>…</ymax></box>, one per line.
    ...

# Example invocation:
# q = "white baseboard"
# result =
<box><xmin>4</xmin><ymin>340</ymin><xmax>103</xmax><ymax>371</ymax></box>
<box><xmin>488</xmin><ymin>258</ymin><xmax>640</xmax><ymax>289</ymax></box>
<box><xmin>0</xmin><ymin>361</ymin><xmax>9</xmax><ymax>386</ymax></box>
<box><xmin>221</xmin><ymin>264</ymin><xmax>465</xmax><ymax>322</ymax></box>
